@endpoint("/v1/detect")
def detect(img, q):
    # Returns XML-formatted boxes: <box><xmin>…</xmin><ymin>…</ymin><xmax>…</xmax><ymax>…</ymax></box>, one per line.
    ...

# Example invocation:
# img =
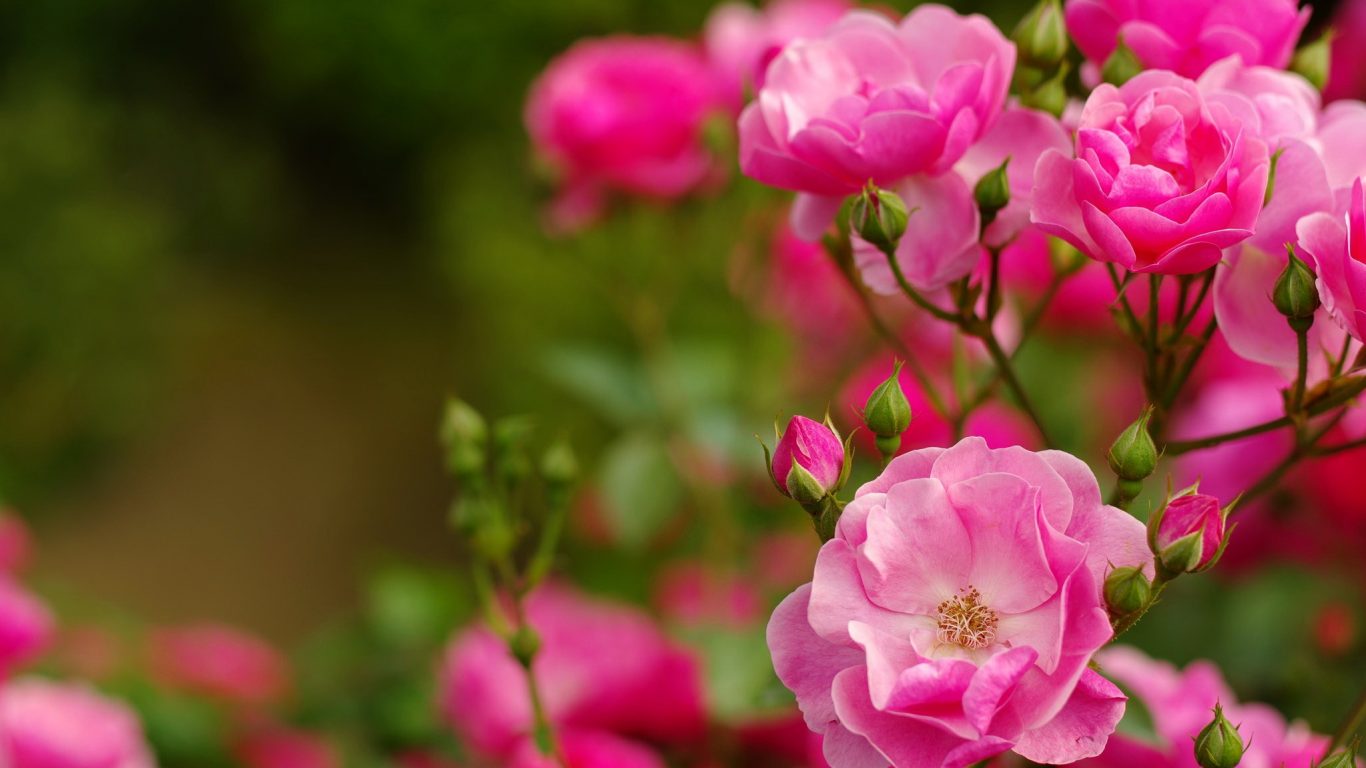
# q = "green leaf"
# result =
<box><xmin>597</xmin><ymin>432</ymin><xmax>681</xmax><ymax>549</ymax></box>
<box><xmin>542</xmin><ymin>344</ymin><xmax>655</xmax><ymax>426</ymax></box>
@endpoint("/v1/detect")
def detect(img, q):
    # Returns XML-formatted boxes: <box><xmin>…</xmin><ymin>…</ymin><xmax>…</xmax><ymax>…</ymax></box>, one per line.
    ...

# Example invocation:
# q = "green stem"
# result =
<box><xmin>1146</xmin><ymin>274</ymin><xmax>1162</xmax><ymax>394</ymax></box>
<box><xmin>1292</xmin><ymin>323</ymin><xmax>1311</xmax><ymax>414</ymax></box>
<box><xmin>1315</xmin><ymin>435</ymin><xmax>1366</xmax><ymax>457</ymax></box>
<box><xmin>1160</xmin><ymin>317</ymin><xmax>1218</xmax><ymax>412</ymax></box>
<box><xmin>1107</xmin><ymin>264</ymin><xmax>1145</xmax><ymax>348</ymax></box>
<box><xmin>1328</xmin><ymin>684</ymin><xmax>1366</xmax><ymax>754</ymax></box>
<box><xmin>882</xmin><ymin>246</ymin><xmax>960</xmax><ymax>323</ymax></box>
<box><xmin>975</xmin><ymin>326</ymin><xmax>1057</xmax><ymax>448</ymax></box>
<box><xmin>511</xmin><ymin>593</ymin><xmax>560</xmax><ymax>762</ymax></box>
<box><xmin>1164</xmin><ymin>415</ymin><xmax>1295</xmax><ymax>455</ymax></box>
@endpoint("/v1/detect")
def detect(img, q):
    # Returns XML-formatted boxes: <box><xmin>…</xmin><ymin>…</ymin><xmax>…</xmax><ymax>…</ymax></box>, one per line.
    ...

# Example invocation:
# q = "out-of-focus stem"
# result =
<box><xmin>975</xmin><ymin>326</ymin><xmax>1056</xmax><ymax>448</ymax></box>
<box><xmin>1328</xmin><ymin>684</ymin><xmax>1366</xmax><ymax>755</ymax></box>
<box><xmin>1164</xmin><ymin>414</ymin><xmax>1294</xmax><ymax>455</ymax></box>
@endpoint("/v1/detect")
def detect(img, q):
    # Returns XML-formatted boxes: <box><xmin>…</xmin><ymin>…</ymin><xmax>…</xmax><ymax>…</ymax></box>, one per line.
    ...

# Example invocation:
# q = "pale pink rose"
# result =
<box><xmin>769</xmin><ymin>437</ymin><xmax>1149</xmax><ymax>767</ymax></box>
<box><xmin>1328</xmin><ymin>0</ymin><xmax>1366</xmax><ymax>101</ymax></box>
<box><xmin>1064</xmin><ymin>0</ymin><xmax>1309</xmax><ymax>79</ymax></box>
<box><xmin>235</xmin><ymin>726</ymin><xmax>340</xmax><ymax>768</ymax></box>
<box><xmin>149</xmin><ymin>623</ymin><xmax>289</xmax><ymax>707</ymax></box>
<box><xmin>704</xmin><ymin>0</ymin><xmax>850</xmax><ymax>109</ymax></box>
<box><xmin>1080</xmin><ymin>647</ymin><xmax>1330</xmax><ymax>768</ymax></box>
<box><xmin>1300</xmin><ymin>178</ymin><xmax>1366</xmax><ymax>341</ymax></box>
<box><xmin>0</xmin><ymin>511</ymin><xmax>32</xmax><ymax>574</ymax></box>
<box><xmin>0</xmin><ymin>679</ymin><xmax>155</xmax><ymax>768</ymax></box>
<box><xmin>738</xmin><ymin>5</ymin><xmax>1015</xmax><ymax>238</ymax></box>
<box><xmin>507</xmin><ymin>730</ymin><xmax>665</xmax><ymax>768</ymax></box>
<box><xmin>439</xmin><ymin>584</ymin><xmax>705</xmax><ymax>759</ymax></box>
<box><xmin>1032</xmin><ymin>70</ymin><xmax>1271</xmax><ymax>275</ymax></box>
<box><xmin>0</xmin><ymin>578</ymin><xmax>53</xmax><ymax>677</ymax></box>
<box><xmin>525</xmin><ymin>37</ymin><xmax>723</xmax><ymax>231</ymax></box>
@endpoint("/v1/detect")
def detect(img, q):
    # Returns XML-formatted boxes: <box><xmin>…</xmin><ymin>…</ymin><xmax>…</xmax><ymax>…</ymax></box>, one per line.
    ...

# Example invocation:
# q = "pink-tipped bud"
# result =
<box><xmin>1153</xmin><ymin>492</ymin><xmax>1227</xmax><ymax>574</ymax></box>
<box><xmin>771</xmin><ymin>416</ymin><xmax>844</xmax><ymax>505</ymax></box>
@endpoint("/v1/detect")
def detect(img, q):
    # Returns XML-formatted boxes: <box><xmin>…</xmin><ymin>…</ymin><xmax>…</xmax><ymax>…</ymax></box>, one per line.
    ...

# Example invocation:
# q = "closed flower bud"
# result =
<box><xmin>974</xmin><ymin>158</ymin><xmax>1012</xmax><ymax>226</ymax></box>
<box><xmin>1107</xmin><ymin>408</ymin><xmax>1157</xmax><ymax>482</ymax></box>
<box><xmin>441</xmin><ymin>399</ymin><xmax>488</xmax><ymax>477</ymax></box>
<box><xmin>863</xmin><ymin>362</ymin><xmax>912</xmax><ymax>456</ymax></box>
<box><xmin>1101</xmin><ymin>38</ymin><xmax>1143</xmax><ymax>86</ymax></box>
<box><xmin>1315</xmin><ymin>738</ymin><xmax>1361</xmax><ymax>768</ymax></box>
<box><xmin>540</xmin><ymin>439</ymin><xmax>578</xmax><ymax>488</ymax></box>
<box><xmin>1103</xmin><ymin>566</ymin><xmax>1151</xmax><ymax>617</ymax></box>
<box><xmin>1020</xmin><ymin>63</ymin><xmax>1069</xmax><ymax>118</ymax></box>
<box><xmin>1290</xmin><ymin>31</ymin><xmax>1333</xmax><ymax>92</ymax></box>
<box><xmin>1194</xmin><ymin>704</ymin><xmax>1244</xmax><ymax>768</ymax></box>
<box><xmin>772</xmin><ymin>416</ymin><xmax>845</xmax><ymax>503</ymax></box>
<box><xmin>1153</xmin><ymin>492</ymin><xmax>1227</xmax><ymax>574</ymax></box>
<box><xmin>851</xmin><ymin>185</ymin><xmax>908</xmax><ymax>255</ymax></box>
<box><xmin>1012</xmin><ymin>0</ymin><xmax>1068</xmax><ymax>67</ymax></box>
<box><xmin>1273</xmin><ymin>246</ymin><xmax>1321</xmax><ymax>325</ymax></box>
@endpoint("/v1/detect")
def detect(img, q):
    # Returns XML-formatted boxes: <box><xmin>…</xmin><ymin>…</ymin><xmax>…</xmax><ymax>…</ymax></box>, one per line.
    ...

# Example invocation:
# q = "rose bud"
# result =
<box><xmin>1272</xmin><ymin>246</ymin><xmax>1321</xmax><ymax>328</ymax></box>
<box><xmin>1100</xmin><ymin>38</ymin><xmax>1142</xmax><ymax>85</ymax></box>
<box><xmin>862</xmin><ymin>362</ymin><xmax>912</xmax><ymax>459</ymax></box>
<box><xmin>973</xmin><ymin>159</ymin><xmax>1011</xmax><ymax>228</ymax></box>
<box><xmin>1012</xmin><ymin>0</ymin><xmax>1068</xmax><ymax>68</ymax></box>
<box><xmin>1290</xmin><ymin>30</ymin><xmax>1332</xmax><ymax>91</ymax></box>
<box><xmin>1194</xmin><ymin>704</ymin><xmax>1244</xmax><ymax>768</ymax></box>
<box><xmin>850</xmin><ymin>185</ymin><xmax>908</xmax><ymax>256</ymax></box>
<box><xmin>1103</xmin><ymin>565</ymin><xmax>1151</xmax><ymax>618</ymax></box>
<box><xmin>1152</xmin><ymin>492</ymin><xmax>1229</xmax><ymax>576</ymax></box>
<box><xmin>1108</xmin><ymin>408</ymin><xmax>1157</xmax><ymax>482</ymax></box>
<box><xmin>1315</xmin><ymin>738</ymin><xmax>1362</xmax><ymax>768</ymax></box>
<box><xmin>771</xmin><ymin>416</ymin><xmax>844</xmax><ymax>505</ymax></box>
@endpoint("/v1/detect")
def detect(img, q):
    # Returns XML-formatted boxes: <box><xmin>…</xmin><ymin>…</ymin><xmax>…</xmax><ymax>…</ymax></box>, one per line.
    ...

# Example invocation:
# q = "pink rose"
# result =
<box><xmin>1033</xmin><ymin>70</ymin><xmax>1271</xmax><ymax>275</ymax></box>
<box><xmin>235</xmin><ymin>726</ymin><xmax>340</xmax><ymax>768</ymax></box>
<box><xmin>525</xmin><ymin>37</ymin><xmax>723</xmax><ymax>231</ymax></box>
<box><xmin>773</xmin><ymin>415</ymin><xmax>845</xmax><ymax>499</ymax></box>
<box><xmin>1300</xmin><ymin>178</ymin><xmax>1366</xmax><ymax>341</ymax></box>
<box><xmin>1080</xmin><ymin>647</ymin><xmax>1330</xmax><ymax>768</ymax></box>
<box><xmin>1064</xmin><ymin>0</ymin><xmax>1309</xmax><ymax>79</ymax></box>
<box><xmin>0</xmin><ymin>679</ymin><xmax>155</xmax><ymax>768</ymax></box>
<box><xmin>148</xmin><ymin>623</ymin><xmax>290</xmax><ymax>707</ymax></box>
<box><xmin>769</xmin><ymin>437</ymin><xmax>1149</xmax><ymax>767</ymax></box>
<box><xmin>738</xmin><ymin>6</ymin><xmax>1015</xmax><ymax>231</ymax></box>
<box><xmin>507</xmin><ymin>730</ymin><xmax>665</xmax><ymax>768</ymax></box>
<box><xmin>704</xmin><ymin>0</ymin><xmax>850</xmax><ymax>109</ymax></box>
<box><xmin>1152</xmin><ymin>491</ymin><xmax>1225</xmax><ymax>572</ymax></box>
<box><xmin>1327</xmin><ymin>0</ymin><xmax>1366</xmax><ymax>101</ymax></box>
<box><xmin>439</xmin><ymin>584</ymin><xmax>705</xmax><ymax>759</ymax></box>
<box><xmin>0</xmin><ymin>578</ymin><xmax>53</xmax><ymax>677</ymax></box>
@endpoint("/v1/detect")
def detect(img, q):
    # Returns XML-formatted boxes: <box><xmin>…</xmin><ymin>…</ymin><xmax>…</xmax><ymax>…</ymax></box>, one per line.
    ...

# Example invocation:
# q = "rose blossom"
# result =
<box><xmin>149</xmin><ymin>622</ymin><xmax>289</xmax><ymax>707</ymax></box>
<box><xmin>439</xmin><ymin>584</ymin><xmax>704</xmax><ymax>760</ymax></box>
<box><xmin>1064</xmin><ymin>0</ymin><xmax>1309</xmax><ymax>80</ymax></box>
<box><xmin>0</xmin><ymin>679</ymin><xmax>155</xmax><ymax>768</ymax></box>
<box><xmin>769</xmin><ymin>437</ymin><xmax>1149</xmax><ymax>767</ymax></box>
<box><xmin>0</xmin><ymin>579</ymin><xmax>53</xmax><ymax>677</ymax></box>
<box><xmin>525</xmin><ymin>37</ymin><xmax>723</xmax><ymax>231</ymax></box>
<box><xmin>1299</xmin><ymin>178</ymin><xmax>1366</xmax><ymax>341</ymax></box>
<box><xmin>1153</xmin><ymin>491</ymin><xmax>1225</xmax><ymax>572</ymax></box>
<box><xmin>1033</xmin><ymin>70</ymin><xmax>1270</xmax><ymax>276</ymax></box>
<box><xmin>1077</xmin><ymin>647</ymin><xmax>1330</xmax><ymax>768</ymax></box>
<box><xmin>772</xmin><ymin>415</ymin><xmax>845</xmax><ymax>499</ymax></box>
<box><xmin>704</xmin><ymin>0</ymin><xmax>850</xmax><ymax>109</ymax></box>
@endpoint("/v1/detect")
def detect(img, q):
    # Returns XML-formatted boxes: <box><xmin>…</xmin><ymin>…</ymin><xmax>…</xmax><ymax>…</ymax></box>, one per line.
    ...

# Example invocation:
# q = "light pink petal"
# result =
<box><xmin>946</xmin><ymin>474</ymin><xmax>1058</xmax><ymax>613</ymax></box>
<box><xmin>1214</xmin><ymin>245</ymin><xmax>1298</xmax><ymax>368</ymax></box>
<box><xmin>930</xmin><ymin>437</ymin><xmax>1077</xmax><ymax>532</ymax></box>
<box><xmin>768</xmin><ymin>585</ymin><xmax>865</xmax><ymax>733</ymax></box>
<box><xmin>963</xmin><ymin>646</ymin><xmax>1039</xmax><ymax>735</ymax></box>
<box><xmin>810</xmin><ymin>539</ymin><xmax>924</xmax><ymax>645</ymax></box>
<box><xmin>858</xmin><ymin>479</ymin><xmax>972</xmax><ymax>615</ymax></box>
<box><xmin>1013</xmin><ymin>669</ymin><xmax>1127</xmax><ymax>763</ymax></box>
<box><xmin>1031</xmin><ymin>151</ymin><xmax>1103</xmax><ymax>259</ymax></box>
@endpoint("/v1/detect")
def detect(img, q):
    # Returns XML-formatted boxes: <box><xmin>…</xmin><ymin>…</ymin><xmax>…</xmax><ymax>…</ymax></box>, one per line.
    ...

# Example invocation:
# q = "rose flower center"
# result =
<box><xmin>936</xmin><ymin>587</ymin><xmax>999</xmax><ymax>649</ymax></box>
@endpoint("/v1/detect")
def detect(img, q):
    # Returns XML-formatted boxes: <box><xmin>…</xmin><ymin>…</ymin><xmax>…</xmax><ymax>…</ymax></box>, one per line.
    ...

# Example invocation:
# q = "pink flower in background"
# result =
<box><xmin>738</xmin><ymin>5</ymin><xmax>1015</xmax><ymax>237</ymax></box>
<box><xmin>149</xmin><ymin>623</ymin><xmax>290</xmax><ymax>707</ymax></box>
<box><xmin>654</xmin><ymin>563</ymin><xmax>763</xmax><ymax>629</ymax></box>
<box><xmin>235</xmin><ymin>726</ymin><xmax>340</xmax><ymax>768</ymax></box>
<box><xmin>440</xmin><ymin>584</ymin><xmax>705</xmax><ymax>759</ymax></box>
<box><xmin>769</xmin><ymin>438</ymin><xmax>1148</xmax><ymax>767</ymax></box>
<box><xmin>1327</xmin><ymin>0</ymin><xmax>1366</xmax><ymax>101</ymax></box>
<box><xmin>998</xmin><ymin>228</ymin><xmax>1117</xmax><ymax>328</ymax></box>
<box><xmin>1064</xmin><ymin>0</ymin><xmax>1309</xmax><ymax>79</ymax></box>
<box><xmin>704</xmin><ymin>0</ymin><xmax>850</xmax><ymax>109</ymax></box>
<box><xmin>1032</xmin><ymin>70</ymin><xmax>1271</xmax><ymax>275</ymax></box>
<box><xmin>0</xmin><ymin>512</ymin><xmax>32</xmax><ymax>574</ymax></box>
<box><xmin>0</xmin><ymin>579</ymin><xmax>53</xmax><ymax>677</ymax></box>
<box><xmin>1079</xmin><ymin>647</ymin><xmax>1329</xmax><ymax>768</ymax></box>
<box><xmin>507</xmin><ymin>729</ymin><xmax>665</xmax><ymax>768</ymax></box>
<box><xmin>772</xmin><ymin>415</ymin><xmax>845</xmax><ymax>498</ymax></box>
<box><xmin>1300</xmin><ymin>178</ymin><xmax>1366</xmax><ymax>341</ymax></box>
<box><xmin>763</xmin><ymin>220</ymin><xmax>862</xmax><ymax>357</ymax></box>
<box><xmin>0</xmin><ymin>679</ymin><xmax>155</xmax><ymax>768</ymax></box>
<box><xmin>525</xmin><ymin>37</ymin><xmax>723</xmax><ymax>231</ymax></box>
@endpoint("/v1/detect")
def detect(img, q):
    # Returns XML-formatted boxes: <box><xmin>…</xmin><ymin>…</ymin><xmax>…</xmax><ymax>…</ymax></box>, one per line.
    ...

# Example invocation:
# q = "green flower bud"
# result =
<box><xmin>1020</xmin><ymin>63</ymin><xmax>1070</xmax><ymax>118</ymax></box>
<box><xmin>1012</xmin><ymin>0</ymin><xmax>1069</xmax><ymax>67</ymax></box>
<box><xmin>1273</xmin><ymin>246</ymin><xmax>1321</xmax><ymax>324</ymax></box>
<box><xmin>851</xmin><ymin>185</ymin><xmax>909</xmax><ymax>255</ymax></box>
<box><xmin>864</xmin><ymin>361</ymin><xmax>912</xmax><ymax>441</ymax></box>
<box><xmin>1158</xmin><ymin>531</ymin><xmax>1205</xmax><ymax>576</ymax></box>
<box><xmin>493</xmin><ymin>416</ymin><xmax>535</xmax><ymax>485</ymax></box>
<box><xmin>1103</xmin><ymin>566</ymin><xmax>1152</xmax><ymax>617</ymax></box>
<box><xmin>1290</xmin><ymin>31</ymin><xmax>1333</xmax><ymax>92</ymax></box>
<box><xmin>1107</xmin><ymin>408</ymin><xmax>1158</xmax><ymax>482</ymax></box>
<box><xmin>1194</xmin><ymin>704</ymin><xmax>1245</xmax><ymax>768</ymax></box>
<box><xmin>974</xmin><ymin>158</ymin><xmax>1012</xmax><ymax>226</ymax></box>
<box><xmin>510</xmin><ymin>626</ymin><xmax>541</xmax><ymax>667</ymax></box>
<box><xmin>1315</xmin><ymin>738</ymin><xmax>1361</xmax><ymax>768</ymax></box>
<box><xmin>785</xmin><ymin>461</ymin><xmax>829</xmax><ymax>508</ymax></box>
<box><xmin>441</xmin><ymin>399</ymin><xmax>488</xmax><ymax>477</ymax></box>
<box><xmin>540</xmin><ymin>439</ymin><xmax>578</xmax><ymax>487</ymax></box>
<box><xmin>1102</xmin><ymin>39</ymin><xmax>1143</xmax><ymax>86</ymax></box>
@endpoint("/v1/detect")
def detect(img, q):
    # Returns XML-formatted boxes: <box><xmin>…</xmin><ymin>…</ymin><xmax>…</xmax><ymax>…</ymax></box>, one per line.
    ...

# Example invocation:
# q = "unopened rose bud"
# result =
<box><xmin>1290</xmin><ymin>30</ymin><xmax>1333</xmax><ymax>92</ymax></box>
<box><xmin>1107</xmin><ymin>408</ymin><xmax>1157</xmax><ymax>482</ymax></box>
<box><xmin>863</xmin><ymin>362</ymin><xmax>912</xmax><ymax>458</ymax></box>
<box><xmin>1152</xmin><ymin>492</ymin><xmax>1228</xmax><ymax>575</ymax></box>
<box><xmin>540</xmin><ymin>439</ymin><xmax>578</xmax><ymax>488</ymax></box>
<box><xmin>1012</xmin><ymin>0</ymin><xmax>1068</xmax><ymax>67</ymax></box>
<box><xmin>851</xmin><ymin>185</ymin><xmax>908</xmax><ymax>255</ymax></box>
<box><xmin>974</xmin><ymin>159</ymin><xmax>1011</xmax><ymax>227</ymax></box>
<box><xmin>1315</xmin><ymin>738</ymin><xmax>1361</xmax><ymax>768</ymax></box>
<box><xmin>441</xmin><ymin>399</ymin><xmax>488</xmax><ymax>477</ymax></box>
<box><xmin>1194</xmin><ymin>704</ymin><xmax>1244</xmax><ymax>768</ymax></box>
<box><xmin>1104</xmin><ymin>566</ymin><xmax>1151</xmax><ymax>617</ymax></box>
<box><xmin>772</xmin><ymin>416</ymin><xmax>845</xmax><ymax>505</ymax></box>
<box><xmin>1020</xmin><ymin>63</ymin><xmax>1069</xmax><ymax>117</ymax></box>
<box><xmin>510</xmin><ymin>626</ymin><xmax>541</xmax><ymax>667</ymax></box>
<box><xmin>493</xmin><ymin>416</ymin><xmax>535</xmax><ymax>485</ymax></box>
<box><xmin>1273</xmin><ymin>246</ymin><xmax>1321</xmax><ymax>327</ymax></box>
<box><xmin>1101</xmin><ymin>38</ymin><xmax>1143</xmax><ymax>86</ymax></box>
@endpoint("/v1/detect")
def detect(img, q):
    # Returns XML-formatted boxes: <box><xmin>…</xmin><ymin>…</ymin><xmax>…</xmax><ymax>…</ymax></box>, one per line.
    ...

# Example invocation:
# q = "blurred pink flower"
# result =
<box><xmin>704</xmin><ymin>0</ymin><xmax>850</xmax><ymax>109</ymax></box>
<box><xmin>439</xmin><ymin>584</ymin><xmax>705</xmax><ymax>759</ymax></box>
<box><xmin>1328</xmin><ymin>0</ymin><xmax>1366</xmax><ymax>101</ymax></box>
<box><xmin>0</xmin><ymin>679</ymin><xmax>154</xmax><ymax>768</ymax></box>
<box><xmin>1064</xmin><ymin>0</ymin><xmax>1309</xmax><ymax>79</ymax></box>
<box><xmin>762</xmin><ymin>219</ymin><xmax>862</xmax><ymax>357</ymax></box>
<box><xmin>1300</xmin><ymin>178</ymin><xmax>1366</xmax><ymax>342</ymax></box>
<box><xmin>149</xmin><ymin>623</ymin><xmax>290</xmax><ymax>707</ymax></box>
<box><xmin>1033</xmin><ymin>70</ymin><xmax>1271</xmax><ymax>275</ymax></box>
<box><xmin>654</xmin><ymin>563</ymin><xmax>763</xmax><ymax>629</ymax></box>
<box><xmin>507</xmin><ymin>729</ymin><xmax>665</xmax><ymax>768</ymax></box>
<box><xmin>235</xmin><ymin>726</ymin><xmax>340</xmax><ymax>768</ymax></box>
<box><xmin>0</xmin><ymin>578</ymin><xmax>53</xmax><ymax>677</ymax></box>
<box><xmin>769</xmin><ymin>438</ymin><xmax>1149</xmax><ymax>767</ymax></box>
<box><xmin>0</xmin><ymin>511</ymin><xmax>32</xmax><ymax>574</ymax></box>
<box><xmin>998</xmin><ymin>228</ymin><xmax>1116</xmax><ymax>329</ymax></box>
<box><xmin>525</xmin><ymin>37</ymin><xmax>723</xmax><ymax>231</ymax></box>
<box><xmin>1079</xmin><ymin>647</ymin><xmax>1329</xmax><ymax>768</ymax></box>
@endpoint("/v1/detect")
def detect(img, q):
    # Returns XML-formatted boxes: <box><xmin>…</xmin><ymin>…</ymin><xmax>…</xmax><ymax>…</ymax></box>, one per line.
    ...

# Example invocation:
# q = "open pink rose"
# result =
<box><xmin>769</xmin><ymin>437</ymin><xmax>1149</xmax><ymax>767</ymax></box>
<box><xmin>704</xmin><ymin>0</ymin><xmax>850</xmax><ymax>110</ymax></box>
<box><xmin>738</xmin><ymin>5</ymin><xmax>1015</xmax><ymax>235</ymax></box>
<box><xmin>0</xmin><ymin>679</ymin><xmax>155</xmax><ymax>768</ymax></box>
<box><xmin>149</xmin><ymin>623</ymin><xmax>290</xmax><ymax>707</ymax></box>
<box><xmin>439</xmin><ymin>584</ymin><xmax>705</xmax><ymax>759</ymax></box>
<box><xmin>1033</xmin><ymin>70</ymin><xmax>1269</xmax><ymax>276</ymax></box>
<box><xmin>525</xmin><ymin>37</ymin><xmax>723</xmax><ymax>231</ymax></box>
<box><xmin>1064</xmin><ymin>0</ymin><xmax>1309</xmax><ymax>79</ymax></box>
<box><xmin>1300</xmin><ymin>178</ymin><xmax>1366</xmax><ymax>341</ymax></box>
<box><xmin>1079</xmin><ymin>647</ymin><xmax>1330</xmax><ymax>768</ymax></box>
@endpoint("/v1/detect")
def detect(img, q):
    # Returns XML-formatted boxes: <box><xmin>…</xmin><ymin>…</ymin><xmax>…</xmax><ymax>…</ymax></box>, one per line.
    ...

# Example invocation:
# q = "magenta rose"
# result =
<box><xmin>1032</xmin><ymin>70</ymin><xmax>1271</xmax><ymax>275</ymax></box>
<box><xmin>769</xmin><ymin>437</ymin><xmax>1150</xmax><ymax>767</ymax></box>
<box><xmin>1064</xmin><ymin>0</ymin><xmax>1309</xmax><ymax>79</ymax></box>
<box><xmin>0</xmin><ymin>679</ymin><xmax>155</xmax><ymax>768</ymax></box>
<box><xmin>1300</xmin><ymin>178</ymin><xmax>1366</xmax><ymax>341</ymax></box>
<box><xmin>1152</xmin><ymin>492</ymin><xmax>1225</xmax><ymax>573</ymax></box>
<box><xmin>525</xmin><ymin>37</ymin><xmax>723</xmax><ymax>231</ymax></box>
<box><xmin>0</xmin><ymin>579</ymin><xmax>52</xmax><ymax>678</ymax></box>
<box><xmin>772</xmin><ymin>415</ymin><xmax>845</xmax><ymax>499</ymax></box>
<box><xmin>738</xmin><ymin>5</ymin><xmax>1015</xmax><ymax>234</ymax></box>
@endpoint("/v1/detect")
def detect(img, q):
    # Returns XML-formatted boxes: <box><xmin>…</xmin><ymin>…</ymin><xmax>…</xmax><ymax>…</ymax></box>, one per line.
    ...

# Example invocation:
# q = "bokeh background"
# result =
<box><xmin>1</xmin><ymin>0</ymin><xmax>1360</xmax><ymax>758</ymax></box>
